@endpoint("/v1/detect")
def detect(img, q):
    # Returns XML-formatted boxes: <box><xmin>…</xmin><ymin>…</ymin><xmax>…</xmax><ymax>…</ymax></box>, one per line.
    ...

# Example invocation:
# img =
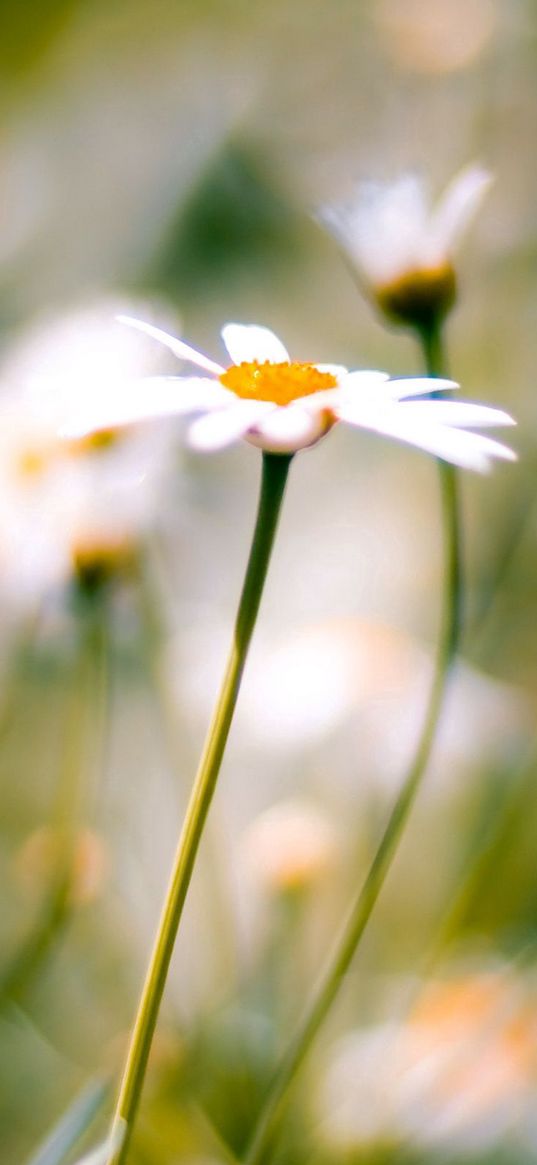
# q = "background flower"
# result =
<box><xmin>0</xmin><ymin>297</ymin><xmax>180</xmax><ymax>614</ymax></box>
<box><xmin>320</xmin><ymin>166</ymin><xmax>493</xmax><ymax>327</ymax></box>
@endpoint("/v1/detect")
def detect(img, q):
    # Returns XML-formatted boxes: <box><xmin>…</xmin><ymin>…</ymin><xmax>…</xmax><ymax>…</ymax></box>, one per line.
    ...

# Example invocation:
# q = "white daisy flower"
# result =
<box><xmin>319</xmin><ymin>968</ymin><xmax>536</xmax><ymax>1153</ymax></box>
<box><xmin>320</xmin><ymin>164</ymin><xmax>493</xmax><ymax>327</ymax></box>
<box><xmin>0</xmin><ymin>299</ymin><xmax>181</xmax><ymax>609</ymax></box>
<box><xmin>63</xmin><ymin>317</ymin><xmax>515</xmax><ymax>473</ymax></box>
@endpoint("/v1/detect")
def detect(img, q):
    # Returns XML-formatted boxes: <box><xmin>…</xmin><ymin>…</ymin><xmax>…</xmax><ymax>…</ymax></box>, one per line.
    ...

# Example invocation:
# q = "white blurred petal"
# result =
<box><xmin>337</xmin><ymin>403</ymin><xmax>516</xmax><ymax>471</ymax></box>
<box><xmin>427</xmin><ymin>165</ymin><xmax>494</xmax><ymax>258</ymax></box>
<box><xmin>321</xmin><ymin>166</ymin><xmax>493</xmax><ymax>286</ymax></box>
<box><xmin>61</xmin><ymin>377</ymin><xmax>231</xmax><ymax>437</ymax></box>
<box><xmin>322</xmin><ymin>175</ymin><xmax>430</xmax><ymax>285</ymax></box>
<box><xmin>187</xmin><ymin>401</ymin><xmax>274</xmax><ymax>451</ymax></box>
<box><xmin>397</xmin><ymin>401</ymin><xmax>515</xmax><ymax>428</ymax></box>
<box><xmin>221</xmin><ymin>323</ymin><xmax>290</xmax><ymax>365</ymax></box>
<box><xmin>319</xmin><ymin>1026</ymin><xmax>400</xmax><ymax>1148</ymax></box>
<box><xmin>117</xmin><ymin>315</ymin><xmax>224</xmax><ymax>375</ymax></box>
<box><xmin>241</xmin><ymin>622</ymin><xmax>362</xmax><ymax>747</ymax></box>
<box><xmin>383</xmin><ymin>377</ymin><xmax>459</xmax><ymax>400</ymax></box>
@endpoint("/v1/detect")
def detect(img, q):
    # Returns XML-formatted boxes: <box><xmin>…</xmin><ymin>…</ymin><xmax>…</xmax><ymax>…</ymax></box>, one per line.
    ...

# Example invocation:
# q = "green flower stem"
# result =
<box><xmin>0</xmin><ymin>600</ymin><xmax>107</xmax><ymax>1005</ymax></box>
<box><xmin>136</xmin><ymin>552</ymin><xmax>240</xmax><ymax>992</ymax></box>
<box><xmin>107</xmin><ymin>452</ymin><xmax>293</xmax><ymax>1165</ymax></box>
<box><xmin>419</xmin><ymin>321</ymin><xmax>463</xmax><ymax>657</ymax></box>
<box><xmin>242</xmin><ymin>326</ymin><xmax>462</xmax><ymax>1165</ymax></box>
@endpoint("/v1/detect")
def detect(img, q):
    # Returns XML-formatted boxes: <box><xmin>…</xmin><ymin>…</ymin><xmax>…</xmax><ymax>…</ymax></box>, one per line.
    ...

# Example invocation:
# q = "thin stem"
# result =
<box><xmin>243</xmin><ymin>328</ymin><xmax>462</xmax><ymax>1165</ymax></box>
<box><xmin>427</xmin><ymin>741</ymin><xmax>537</xmax><ymax>967</ymax></box>
<box><xmin>0</xmin><ymin>601</ymin><xmax>107</xmax><ymax>1004</ymax></box>
<box><xmin>419</xmin><ymin>322</ymin><xmax>463</xmax><ymax>656</ymax></box>
<box><xmin>419</xmin><ymin>319</ymin><xmax>444</xmax><ymax>378</ymax></box>
<box><xmin>137</xmin><ymin>550</ymin><xmax>239</xmax><ymax>991</ymax></box>
<box><xmin>108</xmin><ymin>452</ymin><xmax>293</xmax><ymax>1165</ymax></box>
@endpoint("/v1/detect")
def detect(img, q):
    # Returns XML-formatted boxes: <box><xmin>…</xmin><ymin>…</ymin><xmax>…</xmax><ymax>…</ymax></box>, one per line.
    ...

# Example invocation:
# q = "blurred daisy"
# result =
<box><xmin>319</xmin><ymin>969</ymin><xmax>537</xmax><ymax>1154</ymax></box>
<box><xmin>0</xmin><ymin>409</ymin><xmax>171</xmax><ymax>606</ymax></box>
<box><xmin>320</xmin><ymin>165</ymin><xmax>493</xmax><ymax>328</ymax></box>
<box><xmin>396</xmin><ymin>972</ymin><xmax>537</xmax><ymax>1149</ymax></box>
<box><xmin>0</xmin><ymin>299</ymin><xmax>180</xmax><ymax>609</ymax></box>
<box><xmin>63</xmin><ymin>317</ymin><xmax>515</xmax><ymax>471</ymax></box>
<box><xmin>241</xmin><ymin>798</ymin><xmax>338</xmax><ymax>893</ymax></box>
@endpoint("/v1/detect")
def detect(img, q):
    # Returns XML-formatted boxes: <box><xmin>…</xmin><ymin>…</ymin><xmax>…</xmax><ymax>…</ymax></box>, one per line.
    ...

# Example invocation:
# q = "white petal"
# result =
<box><xmin>321</xmin><ymin>175</ymin><xmax>429</xmax><ymax>285</ymax></box>
<box><xmin>247</xmin><ymin>406</ymin><xmax>332</xmax><ymax>453</ymax></box>
<box><xmin>221</xmin><ymin>323</ymin><xmax>290</xmax><ymax>366</ymax></box>
<box><xmin>187</xmin><ymin>401</ymin><xmax>275</xmax><ymax>451</ymax></box>
<box><xmin>427</xmin><ymin>165</ymin><xmax>493</xmax><ymax>259</ymax></box>
<box><xmin>61</xmin><ymin>377</ymin><xmax>231</xmax><ymax>437</ymax></box>
<box><xmin>337</xmin><ymin>402</ymin><xmax>516</xmax><ymax>471</ymax></box>
<box><xmin>384</xmin><ymin>377</ymin><xmax>459</xmax><ymax>401</ymax></box>
<box><xmin>297</xmin><ymin>387</ymin><xmax>344</xmax><ymax>410</ymax></box>
<box><xmin>398</xmin><ymin>400</ymin><xmax>515</xmax><ymax>429</ymax></box>
<box><xmin>335</xmin><ymin>370</ymin><xmax>405</xmax><ymax>408</ymax></box>
<box><xmin>335</xmin><ymin>371</ymin><xmax>392</xmax><ymax>408</ymax></box>
<box><xmin>314</xmin><ymin>363</ymin><xmax>349</xmax><ymax>380</ymax></box>
<box><xmin>117</xmin><ymin>316</ymin><xmax>225</xmax><ymax>375</ymax></box>
<box><xmin>341</xmin><ymin>370</ymin><xmax>391</xmax><ymax>389</ymax></box>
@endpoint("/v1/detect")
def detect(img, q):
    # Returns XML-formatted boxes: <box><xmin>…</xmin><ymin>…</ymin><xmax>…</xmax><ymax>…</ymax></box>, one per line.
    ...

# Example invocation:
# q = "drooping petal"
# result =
<box><xmin>221</xmin><ymin>323</ymin><xmax>290</xmax><ymax>366</ymax></box>
<box><xmin>382</xmin><ymin>376</ymin><xmax>459</xmax><ymax>401</ymax></box>
<box><xmin>397</xmin><ymin>400</ymin><xmax>516</xmax><ymax>429</ymax></box>
<box><xmin>117</xmin><ymin>316</ymin><xmax>225</xmax><ymax>375</ymax></box>
<box><xmin>336</xmin><ymin>401</ymin><xmax>516</xmax><ymax>471</ymax></box>
<box><xmin>187</xmin><ymin>401</ymin><xmax>275</xmax><ymax>451</ymax></box>
<box><xmin>246</xmin><ymin>405</ymin><xmax>333</xmax><ymax>453</ymax></box>
<box><xmin>61</xmin><ymin>377</ymin><xmax>232</xmax><ymax>437</ymax></box>
<box><xmin>427</xmin><ymin>165</ymin><xmax>493</xmax><ymax>260</ymax></box>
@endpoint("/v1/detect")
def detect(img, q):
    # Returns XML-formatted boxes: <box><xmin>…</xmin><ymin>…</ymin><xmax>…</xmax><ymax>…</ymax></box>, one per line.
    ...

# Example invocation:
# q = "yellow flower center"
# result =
<box><xmin>16</xmin><ymin>446</ymin><xmax>53</xmax><ymax>478</ymax></box>
<box><xmin>219</xmin><ymin>361</ymin><xmax>338</xmax><ymax>406</ymax></box>
<box><xmin>67</xmin><ymin>428</ymin><xmax>122</xmax><ymax>457</ymax></box>
<box><xmin>376</xmin><ymin>264</ymin><xmax>456</xmax><ymax>328</ymax></box>
<box><xmin>73</xmin><ymin>535</ymin><xmax>136</xmax><ymax>591</ymax></box>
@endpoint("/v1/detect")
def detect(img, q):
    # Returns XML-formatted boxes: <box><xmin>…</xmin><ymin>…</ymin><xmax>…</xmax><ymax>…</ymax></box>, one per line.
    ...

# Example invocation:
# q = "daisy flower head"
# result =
<box><xmin>320</xmin><ymin>164</ymin><xmax>493</xmax><ymax>331</ymax></box>
<box><xmin>63</xmin><ymin>316</ymin><xmax>515</xmax><ymax>473</ymax></box>
<box><xmin>0</xmin><ymin>299</ymin><xmax>182</xmax><ymax>612</ymax></box>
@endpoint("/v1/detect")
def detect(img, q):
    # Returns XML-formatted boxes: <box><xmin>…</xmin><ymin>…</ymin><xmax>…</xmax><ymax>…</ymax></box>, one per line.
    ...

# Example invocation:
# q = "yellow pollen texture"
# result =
<box><xmin>219</xmin><ymin>361</ymin><xmax>337</xmax><ymax>406</ymax></box>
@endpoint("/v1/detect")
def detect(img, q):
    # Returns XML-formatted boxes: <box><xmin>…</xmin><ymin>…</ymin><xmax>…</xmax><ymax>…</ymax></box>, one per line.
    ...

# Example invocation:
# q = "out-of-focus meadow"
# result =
<box><xmin>2</xmin><ymin>1</ymin><xmax>537</xmax><ymax>1162</ymax></box>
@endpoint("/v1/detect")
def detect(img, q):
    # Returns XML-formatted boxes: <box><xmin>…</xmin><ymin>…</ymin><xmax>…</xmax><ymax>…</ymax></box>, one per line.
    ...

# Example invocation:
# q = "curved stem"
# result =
<box><xmin>242</xmin><ymin>330</ymin><xmax>462</xmax><ymax>1165</ymax></box>
<box><xmin>108</xmin><ymin>452</ymin><xmax>293</xmax><ymax>1165</ymax></box>
<box><xmin>137</xmin><ymin>551</ymin><xmax>240</xmax><ymax>992</ymax></box>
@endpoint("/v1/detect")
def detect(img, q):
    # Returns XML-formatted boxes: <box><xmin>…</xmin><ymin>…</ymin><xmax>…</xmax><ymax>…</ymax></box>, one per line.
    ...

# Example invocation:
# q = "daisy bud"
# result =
<box><xmin>321</xmin><ymin>165</ymin><xmax>493</xmax><ymax>332</ymax></box>
<box><xmin>72</xmin><ymin>534</ymin><xmax>137</xmax><ymax>594</ymax></box>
